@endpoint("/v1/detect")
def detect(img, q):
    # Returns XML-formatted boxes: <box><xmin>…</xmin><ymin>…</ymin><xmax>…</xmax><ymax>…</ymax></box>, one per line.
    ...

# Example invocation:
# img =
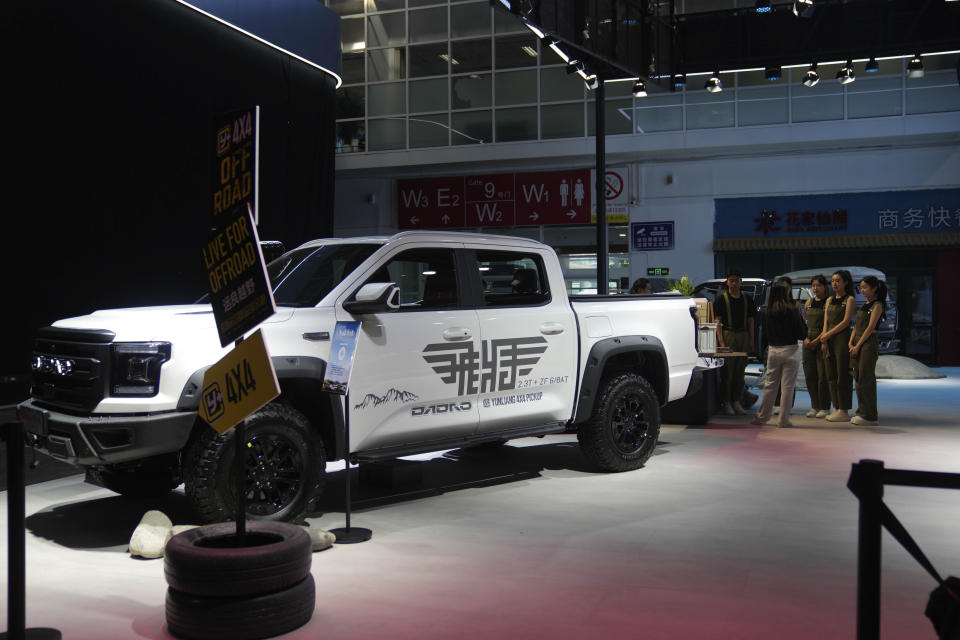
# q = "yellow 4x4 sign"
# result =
<box><xmin>198</xmin><ymin>329</ymin><xmax>279</xmax><ymax>434</ymax></box>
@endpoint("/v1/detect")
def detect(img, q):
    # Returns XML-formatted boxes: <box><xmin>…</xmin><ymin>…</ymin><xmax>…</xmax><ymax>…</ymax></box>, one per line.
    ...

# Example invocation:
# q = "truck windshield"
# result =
<box><xmin>268</xmin><ymin>243</ymin><xmax>380</xmax><ymax>307</ymax></box>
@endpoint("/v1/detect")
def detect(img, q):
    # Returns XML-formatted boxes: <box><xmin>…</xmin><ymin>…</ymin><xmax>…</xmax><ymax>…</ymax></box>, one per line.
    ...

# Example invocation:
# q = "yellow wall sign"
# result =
<box><xmin>198</xmin><ymin>329</ymin><xmax>280</xmax><ymax>434</ymax></box>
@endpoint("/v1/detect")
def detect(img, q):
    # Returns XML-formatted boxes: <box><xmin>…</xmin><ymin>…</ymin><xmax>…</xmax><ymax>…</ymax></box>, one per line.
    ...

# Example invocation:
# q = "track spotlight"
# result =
<box><xmin>584</xmin><ymin>75</ymin><xmax>599</xmax><ymax>90</ymax></box>
<box><xmin>792</xmin><ymin>0</ymin><xmax>814</xmax><ymax>17</ymax></box>
<box><xmin>836</xmin><ymin>60</ymin><xmax>855</xmax><ymax>85</ymax></box>
<box><xmin>765</xmin><ymin>66</ymin><xmax>781</xmax><ymax>81</ymax></box>
<box><xmin>755</xmin><ymin>0</ymin><xmax>772</xmax><ymax>13</ymax></box>
<box><xmin>802</xmin><ymin>63</ymin><xmax>820</xmax><ymax>87</ymax></box>
<box><xmin>907</xmin><ymin>54</ymin><xmax>924</xmax><ymax>79</ymax></box>
<box><xmin>632</xmin><ymin>80</ymin><xmax>647</xmax><ymax>98</ymax></box>
<box><xmin>865</xmin><ymin>58</ymin><xmax>879</xmax><ymax>73</ymax></box>
<box><xmin>566</xmin><ymin>60</ymin><xmax>583</xmax><ymax>75</ymax></box>
<box><xmin>673</xmin><ymin>73</ymin><xmax>686</xmax><ymax>89</ymax></box>
<box><xmin>704</xmin><ymin>72</ymin><xmax>722</xmax><ymax>93</ymax></box>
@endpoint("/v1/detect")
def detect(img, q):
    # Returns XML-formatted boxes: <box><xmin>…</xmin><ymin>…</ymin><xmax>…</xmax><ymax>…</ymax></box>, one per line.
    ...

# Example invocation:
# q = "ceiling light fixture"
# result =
<box><xmin>673</xmin><ymin>73</ymin><xmax>686</xmax><ymax>89</ymax></box>
<box><xmin>907</xmin><ymin>54</ymin><xmax>924</xmax><ymax>78</ymax></box>
<box><xmin>584</xmin><ymin>75</ymin><xmax>599</xmax><ymax>90</ymax></box>
<box><xmin>765</xmin><ymin>66</ymin><xmax>782</xmax><ymax>81</ymax></box>
<box><xmin>632</xmin><ymin>80</ymin><xmax>647</xmax><ymax>98</ymax></box>
<box><xmin>836</xmin><ymin>60</ymin><xmax>855</xmax><ymax>85</ymax></box>
<box><xmin>704</xmin><ymin>71</ymin><xmax>722</xmax><ymax>93</ymax></box>
<box><xmin>802</xmin><ymin>63</ymin><xmax>820</xmax><ymax>87</ymax></box>
<box><xmin>566</xmin><ymin>60</ymin><xmax>583</xmax><ymax>75</ymax></box>
<box><xmin>522</xmin><ymin>20</ymin><xmax>545</xmax><ymax>38</ymax></box>
<box><xmin>792</xmin><ymin>0</ymin><xmax>814</xmax><ymax>18</ymax></box>
<box><xmin>865</xmin><ymin>58</ymin><xmax>879</xmax><ymax>73</ymax></box>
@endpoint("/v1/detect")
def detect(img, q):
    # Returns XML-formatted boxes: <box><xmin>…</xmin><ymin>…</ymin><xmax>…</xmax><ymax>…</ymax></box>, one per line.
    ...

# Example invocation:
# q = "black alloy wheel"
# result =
<box><xmin>578</xmin><ymin>373</ymin><xmax>661</xmax><ymax>472</ymax></box>
<box><xmin>245</xmin><ymin>432</ymin><xmax>305</xmax><ymax>517</ymax></box>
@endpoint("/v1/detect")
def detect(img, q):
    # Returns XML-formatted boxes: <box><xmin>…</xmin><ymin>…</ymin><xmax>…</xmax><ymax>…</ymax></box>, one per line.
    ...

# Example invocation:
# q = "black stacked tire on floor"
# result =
<box><xmin>164</xmin><ymin>521</ymin><xmax>315</xmax><ymax>640</ymax></box>
<box><xmin>578</xmin><ymin>373</ymin><xmax>661</xmax><ymax>472</ymax></box>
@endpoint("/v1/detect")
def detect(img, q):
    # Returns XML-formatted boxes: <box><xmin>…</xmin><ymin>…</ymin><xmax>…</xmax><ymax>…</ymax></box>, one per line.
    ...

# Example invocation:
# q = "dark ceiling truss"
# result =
<box><xmin>496</xmin><ymin>0</ymin><xmax>960</xmax><ymax>91</ymax></box>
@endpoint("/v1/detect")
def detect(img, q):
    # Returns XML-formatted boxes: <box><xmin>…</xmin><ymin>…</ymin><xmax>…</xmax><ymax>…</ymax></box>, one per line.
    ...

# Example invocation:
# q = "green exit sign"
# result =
<box><xmin>648</xmin><ymin>267</ymin><xmax>670</xmax><ymax>276</ymax></box>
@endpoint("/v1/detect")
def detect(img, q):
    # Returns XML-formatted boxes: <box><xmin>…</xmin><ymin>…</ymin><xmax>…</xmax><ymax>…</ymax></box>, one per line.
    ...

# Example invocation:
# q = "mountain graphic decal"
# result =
<box><xmin>353</xmin><ymin>388</ymin><xmax>419</xmax><ymax>410</ymax></box>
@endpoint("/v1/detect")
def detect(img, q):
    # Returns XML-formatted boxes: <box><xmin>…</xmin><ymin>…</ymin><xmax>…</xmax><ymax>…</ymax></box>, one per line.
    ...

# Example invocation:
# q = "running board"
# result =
<box><xmin>352</xmin><ymin>422</ymin><xmax>567</xmax><ymax>463</ymax></box>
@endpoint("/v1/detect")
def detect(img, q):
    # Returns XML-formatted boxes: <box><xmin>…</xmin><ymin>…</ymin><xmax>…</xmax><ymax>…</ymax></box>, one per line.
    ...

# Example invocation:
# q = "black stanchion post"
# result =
<box><xmin>330</xmin><ymin>393</ymin><xmax>371</xmax><ymax>544</ymax></box>
<box><xmin>854</xmin><ymin>459</ymin><xmax>885</xmax><ymax>640</ymax></box>
<box><xmin>2</xmin><ymin>416</ymin><xmax>62</xmax><ymax>640</ymax></box>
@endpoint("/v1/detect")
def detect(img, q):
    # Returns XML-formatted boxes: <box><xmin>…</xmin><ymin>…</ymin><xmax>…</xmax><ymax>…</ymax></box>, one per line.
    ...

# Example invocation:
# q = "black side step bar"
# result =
<box><xmin>352</xmin><ymin>422</ymin><xmax>567</xmax><ymax>463</ymax></box>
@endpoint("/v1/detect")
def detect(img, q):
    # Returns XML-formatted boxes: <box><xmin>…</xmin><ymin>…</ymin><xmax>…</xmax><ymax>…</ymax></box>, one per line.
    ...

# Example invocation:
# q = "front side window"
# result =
<box><xmin>476</xmin><ymin>250</ymin><xmax>549</xmax><ymax>307</ymax></box>
<box><xmin>364</xmin><ymin>248</ymin><xmax>459</xmax><ymax>309</ymax></box>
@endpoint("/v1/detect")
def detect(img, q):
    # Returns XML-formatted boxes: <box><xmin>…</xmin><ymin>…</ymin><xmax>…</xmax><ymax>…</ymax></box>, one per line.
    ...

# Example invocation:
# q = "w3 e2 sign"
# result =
<box><xmin>198</xmin><ymin>329</ymin><xmax>279</xmax><ymax>434</ymax></box>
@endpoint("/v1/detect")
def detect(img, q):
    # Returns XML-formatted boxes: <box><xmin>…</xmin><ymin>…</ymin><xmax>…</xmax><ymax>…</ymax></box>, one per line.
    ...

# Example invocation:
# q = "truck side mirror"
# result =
<box><xmin>343</xmin><ymin>283</ymin><xmax>400</xmax><ymax>315</ymax></box>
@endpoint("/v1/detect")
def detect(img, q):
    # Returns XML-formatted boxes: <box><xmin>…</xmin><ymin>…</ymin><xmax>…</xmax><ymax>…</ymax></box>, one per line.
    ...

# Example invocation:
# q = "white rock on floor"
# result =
<box><xmin>128</xmin><ymin>510</ymin><xmax>173</xmax><ymax>559</ymax></box>
<box><xmin>300</xmin><ymin>525</ymin><xmax>336</xmax><ymax>551</ymax></box>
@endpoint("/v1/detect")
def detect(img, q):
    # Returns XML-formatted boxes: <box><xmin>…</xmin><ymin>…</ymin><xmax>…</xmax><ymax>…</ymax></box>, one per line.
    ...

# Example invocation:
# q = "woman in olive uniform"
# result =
<box><xmin>849</xmin><ymin>276</ymin><xmax>887</xmax><ymax>425</ymax></box>
<box><xmin>820</xmin><ymin>270</ymin><xmax>856</xmax><ymax>422</ymax></box>
<box><xmin>802</xmin><ymin>275</ymin><xmax>831</xmax><ymax>418</ymax></box>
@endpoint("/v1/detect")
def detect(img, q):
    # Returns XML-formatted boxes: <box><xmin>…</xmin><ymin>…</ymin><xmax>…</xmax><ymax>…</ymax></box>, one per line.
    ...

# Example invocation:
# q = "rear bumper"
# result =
<box><xmin>16</xmin><ymin>398</ymin><xmax>196</xmax><ymax>466</ymax></box>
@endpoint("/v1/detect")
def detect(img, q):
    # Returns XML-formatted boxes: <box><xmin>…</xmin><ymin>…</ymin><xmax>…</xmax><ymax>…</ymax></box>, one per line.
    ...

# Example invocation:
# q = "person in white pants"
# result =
<box><xmin>751</xmin><ymin>286</ymin><xmax>807</xmax><ymax>428</ymax></box>
<box><xmin>753</xmin><ymin>345</ymin><xmax>802</xmax><ymax>427</ymax></box>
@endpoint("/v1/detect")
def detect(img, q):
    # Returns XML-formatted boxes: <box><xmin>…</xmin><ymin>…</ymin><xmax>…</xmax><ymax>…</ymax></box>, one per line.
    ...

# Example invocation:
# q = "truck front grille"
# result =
<box><xmin>30</xmin><ymin>327</ymin><xmax>115</xmax><ymax>413</ymax></box>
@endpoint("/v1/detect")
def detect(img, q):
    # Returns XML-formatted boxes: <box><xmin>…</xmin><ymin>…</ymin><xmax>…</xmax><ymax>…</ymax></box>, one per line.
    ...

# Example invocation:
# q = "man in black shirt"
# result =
<box><xmin>715</xmin><ymin>268</ymin><xmax>756</xmax><ymax>415</ymax></box>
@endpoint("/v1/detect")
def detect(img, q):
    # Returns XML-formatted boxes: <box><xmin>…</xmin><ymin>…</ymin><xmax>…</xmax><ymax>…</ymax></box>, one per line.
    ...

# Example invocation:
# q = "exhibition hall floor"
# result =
<box><xmin>3</xmin><ymin>370</ymin><xmax>960</xmax><ymax>639</ymax></box>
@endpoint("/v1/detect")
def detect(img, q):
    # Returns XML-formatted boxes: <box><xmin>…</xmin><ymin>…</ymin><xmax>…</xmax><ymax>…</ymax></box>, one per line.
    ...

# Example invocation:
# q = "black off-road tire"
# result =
<box><xmin>183</xmin><ymin>403</ymin><xmax>325</xmax><ymax>524</ymax></box>
<box><xmin>164</xmin><ymin>521</ymin><xmax>312</xmax><ymax>597</ymax></box>
<box><xmin>578</xmin><ymin>373</ymin><xmax>661</xmax><ymax>472</ymax></box>
<box><xmin>166</xmin><ymin>574</ymin><xmax>315</xmax><ymax>640</ymax></box>
<box><xmin>87</xmin><ymin>453</ymin><xmax>181</xmax><ymax>498</ymax></box>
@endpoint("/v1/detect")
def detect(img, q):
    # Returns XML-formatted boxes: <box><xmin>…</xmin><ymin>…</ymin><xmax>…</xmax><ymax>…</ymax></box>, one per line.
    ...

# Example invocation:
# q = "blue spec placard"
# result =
<box><xmin>322</xmin><ymin>321</ymin><xmax>362</xmax><ymax>395</ymax></box>
<box><xmin>632</xmin><ymin>221</ymin><xmax>675</xmax><ymax>251</ymax></box>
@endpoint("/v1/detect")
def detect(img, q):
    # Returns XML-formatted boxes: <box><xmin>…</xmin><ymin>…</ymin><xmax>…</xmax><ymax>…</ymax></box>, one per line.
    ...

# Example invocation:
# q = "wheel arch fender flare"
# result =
<box><xmin>573</xmin><ymin>336</ymin><xmax>668</xmax><ymax>425</ymax></box>
<box><xmin>177</xmin><ymin>357</ymin><xmax>345</xmax><ymax>460</ymax></box>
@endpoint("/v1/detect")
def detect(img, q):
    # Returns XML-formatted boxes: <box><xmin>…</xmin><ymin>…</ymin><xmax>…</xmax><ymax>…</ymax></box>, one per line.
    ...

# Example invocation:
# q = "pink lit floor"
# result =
<box><xmin>3</xmin><ymin>370</ymin><xmax>959</xmax><ymax>639</ymax></box>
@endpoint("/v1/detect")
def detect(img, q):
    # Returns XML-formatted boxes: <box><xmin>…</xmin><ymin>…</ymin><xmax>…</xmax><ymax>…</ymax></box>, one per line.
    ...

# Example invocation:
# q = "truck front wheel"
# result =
<box><xmin>578</xmin><ymin>373</ymin><xmax>660</xmax><ymax>472</ymax></box>
<box><xmin>183</xmin><ymin>404</ymin><xmax>325</xmax><ymax>524</ymax></box>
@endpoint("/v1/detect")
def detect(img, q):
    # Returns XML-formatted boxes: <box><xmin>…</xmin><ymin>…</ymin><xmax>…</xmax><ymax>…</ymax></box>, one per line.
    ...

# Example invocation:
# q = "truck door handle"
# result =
<box><xmin>539</xmin><ymin>322</ymin><xmax>565</xmax><ymax>335</ymax></box>
<box><xmin>442</xmin><ymin>327</ymin><xmax>473</xmax><ymax>341</ymax></box>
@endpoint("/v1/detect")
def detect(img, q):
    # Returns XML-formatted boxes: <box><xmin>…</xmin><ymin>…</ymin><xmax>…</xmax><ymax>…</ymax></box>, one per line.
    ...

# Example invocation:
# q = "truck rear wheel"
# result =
<box><xmin>578</xmin><ymin>373</ymin><xmax>660</xmax><ymax>472</ymax></box>
<box><xmin>183</xmin><ymin>404</ymin><xmax>325</xmax><ymax>524</ymax></box>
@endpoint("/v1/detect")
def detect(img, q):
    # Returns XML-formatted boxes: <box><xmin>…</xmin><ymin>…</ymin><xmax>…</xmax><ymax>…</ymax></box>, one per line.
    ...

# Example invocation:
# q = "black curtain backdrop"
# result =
<box><xmin>4</xmin><ymin>0</ymin><xmax>337</xmax><ymax>391</ymax></box>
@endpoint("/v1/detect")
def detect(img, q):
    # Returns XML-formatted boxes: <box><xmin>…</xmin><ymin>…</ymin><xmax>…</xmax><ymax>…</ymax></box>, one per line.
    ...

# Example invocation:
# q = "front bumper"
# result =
<box><xmin>17</xmin><ymin>398</ymin><xmax>197</xmax><ymax>466</ymax></box>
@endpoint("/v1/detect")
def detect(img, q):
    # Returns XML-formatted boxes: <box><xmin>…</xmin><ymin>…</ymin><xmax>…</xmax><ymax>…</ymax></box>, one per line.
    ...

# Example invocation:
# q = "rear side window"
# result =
<box><xmin>475</xmin><ymin>250</ymin><xmax>550</xmax><ymax>307</ymax></box>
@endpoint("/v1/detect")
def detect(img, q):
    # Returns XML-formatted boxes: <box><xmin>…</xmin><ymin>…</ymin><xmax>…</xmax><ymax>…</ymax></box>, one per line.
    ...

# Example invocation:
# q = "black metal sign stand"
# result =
<box><xmin>329</xmin><ymin>393</ymin><xmax>371</xmax><ymax>544</ymax></box>
<box><xmin>234</xmin><ymin>337</ymin><xmax>246</xmax><ymax>543</ymax></box>
<box><xmin>1</xmin><ymin>413</ymin><xmax>62</xmax><ymax>640</ymax></box>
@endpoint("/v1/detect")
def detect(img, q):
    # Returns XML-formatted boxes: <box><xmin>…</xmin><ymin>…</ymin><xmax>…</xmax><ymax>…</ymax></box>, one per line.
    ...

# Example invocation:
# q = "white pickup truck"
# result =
<box><xmin>19</xmin><ymin>231</ymin><xmax>709</xmax><ymax>523</ymax></box>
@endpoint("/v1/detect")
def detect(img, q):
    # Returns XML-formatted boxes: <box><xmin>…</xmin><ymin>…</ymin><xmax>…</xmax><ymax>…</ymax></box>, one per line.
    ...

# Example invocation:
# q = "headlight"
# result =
<box><xmin>111</xmin><ymin>342</ymin><xmax>171</xmax><ymax>397</ymax></box>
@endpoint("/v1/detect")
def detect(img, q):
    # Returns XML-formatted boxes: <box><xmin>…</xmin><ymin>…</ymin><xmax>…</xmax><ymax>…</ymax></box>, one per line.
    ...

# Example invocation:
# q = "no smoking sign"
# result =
<box><xmin>605</xmin><ymin>170</ymin><xmax>624</xmax><ymax>200</ymax></box>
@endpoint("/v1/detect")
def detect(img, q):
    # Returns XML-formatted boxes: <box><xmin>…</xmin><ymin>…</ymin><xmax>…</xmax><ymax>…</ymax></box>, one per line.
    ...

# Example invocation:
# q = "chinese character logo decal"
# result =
<box><xmin>422</xmin><ymin>337</ymin><xmax>548</xmax><ymax>396</ymax></box>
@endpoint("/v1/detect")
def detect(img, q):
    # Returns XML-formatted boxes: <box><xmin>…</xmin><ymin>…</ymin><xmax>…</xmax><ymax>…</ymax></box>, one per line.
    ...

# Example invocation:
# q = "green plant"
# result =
<box><xmin>668</xmin><ymin>274</ymin><xmax>696</xmax><ymax>296</ymax></box>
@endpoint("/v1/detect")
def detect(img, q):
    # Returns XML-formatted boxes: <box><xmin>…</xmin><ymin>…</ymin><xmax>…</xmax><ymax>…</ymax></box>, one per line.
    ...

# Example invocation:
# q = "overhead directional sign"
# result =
<box><xmin>398</xmin><ymin>169</ymin><xmax>591</xmax><ymax>229</ymax></box>
<box><xmin>199</xmin><ymin>329</ymin><xmax>280</xmax><ymax>434</ymax></box>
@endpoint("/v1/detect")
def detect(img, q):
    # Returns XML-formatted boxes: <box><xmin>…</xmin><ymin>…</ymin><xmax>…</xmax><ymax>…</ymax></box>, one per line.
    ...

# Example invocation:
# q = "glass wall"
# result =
<box><xmin>330</xmin><ymin>0</ymin><xmax>960</xmax><ymax>153</ymax></box>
